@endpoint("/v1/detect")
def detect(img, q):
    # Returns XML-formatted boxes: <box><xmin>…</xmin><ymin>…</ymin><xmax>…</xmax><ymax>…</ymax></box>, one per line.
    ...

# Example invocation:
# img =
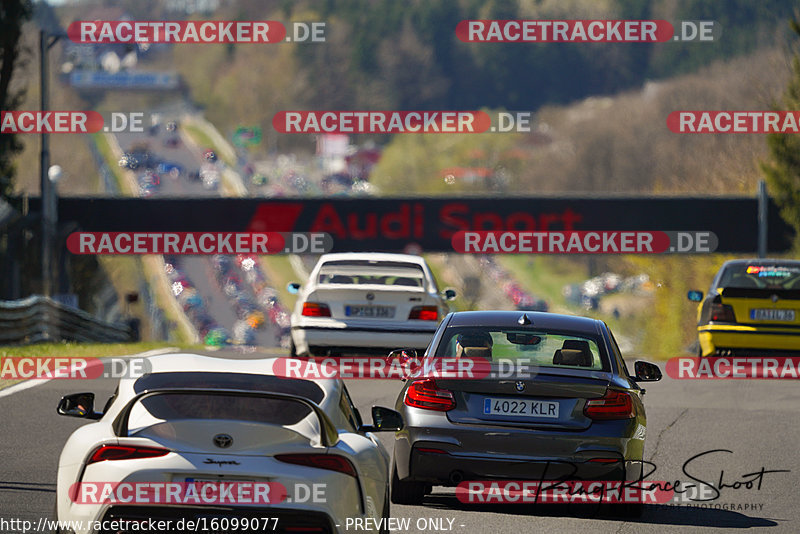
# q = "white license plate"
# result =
<box><xmin>750</xmin><ymin>308</ymin><xmax>795</xmax><ymax>321</ymax></box>
<box><xmin>184</xmin><ymin>477</ymin><xmax>256</xmax><ymax>486</ymax></box>
<box><xmin>483</xmin><ymin>398</ymin><xmax>559</xmax><ymax>418</ymax></box>
<box><xmin>346</xmin><ymin>305</ymin><xmax>395</xmax><ymax>318</ymax></box>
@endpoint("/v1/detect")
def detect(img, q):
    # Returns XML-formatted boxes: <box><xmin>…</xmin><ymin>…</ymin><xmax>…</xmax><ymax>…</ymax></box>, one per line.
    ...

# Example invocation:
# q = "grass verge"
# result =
<box><xmin>141</xmin><ymin>255</ymin><xmax>199</xmax><ymax>344</ymax></box>
<box><xmin>259</xmin><ymin>256</ymin><xmax>300</xmax><ymax>310</ymax></box>
<box><xmin>92</xmin><ymin>133</ymin><xmax>126</xmax><ymax>191</ymax></box>
<box><xmin>424</xmin><ymin>254</ymin><xmax>469</xmax><ymax>312</ymax></box>
<box><xmin>96</xmin><ymin>255</ymin><xmax>152</xmax><ymax>339</ymax></box>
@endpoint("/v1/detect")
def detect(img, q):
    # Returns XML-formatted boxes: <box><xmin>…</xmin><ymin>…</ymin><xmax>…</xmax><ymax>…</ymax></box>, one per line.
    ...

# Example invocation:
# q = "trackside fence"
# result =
<box><xmin>0</xmin><ymin>295</ymin><xmax>133</xmax><ymax>344</ymax></box>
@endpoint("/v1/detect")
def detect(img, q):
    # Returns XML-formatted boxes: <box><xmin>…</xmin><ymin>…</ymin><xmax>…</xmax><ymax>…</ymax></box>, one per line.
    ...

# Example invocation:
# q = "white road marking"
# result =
<box><xmin>0</xmin><ymin>347</ymin><xmax>180</xmax><ymax>399</ymax></box>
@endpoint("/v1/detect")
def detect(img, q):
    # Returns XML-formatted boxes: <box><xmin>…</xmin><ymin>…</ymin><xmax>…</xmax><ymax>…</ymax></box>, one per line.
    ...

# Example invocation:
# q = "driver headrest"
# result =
<box><xmin>462</xmin><ymin>346</ymin><xmax>492</xmax><ymax>360</ymax></box>
<box><xmin>561</xmin><ymin>339</ymin><xmax>591</xmax><ymax>353</ymax></box>
<box><xmin>457</xmin><ymin>332</ymin><xmax>493</xmax><ymax>348</ymax></box>
<box><xmin>553</xmin><ymin>348</ymin><xmax>592</xmax><ymax>367</ymax></box>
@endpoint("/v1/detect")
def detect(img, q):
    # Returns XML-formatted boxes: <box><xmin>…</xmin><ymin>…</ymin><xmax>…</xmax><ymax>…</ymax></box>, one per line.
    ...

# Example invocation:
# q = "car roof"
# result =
<box><xmin>445</xmin><ymin>310</ymin><xmax>603</xmax><ymax>334</ymax></box>
<box><xmin>317</xmin><ymin>252</ymin><xmax>426</xmax><ymax>265</ymax></box>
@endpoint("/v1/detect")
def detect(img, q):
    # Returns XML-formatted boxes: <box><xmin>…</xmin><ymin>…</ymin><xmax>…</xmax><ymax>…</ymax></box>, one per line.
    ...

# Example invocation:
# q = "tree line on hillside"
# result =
<box><xmin>161</xmin><ymin>0</ymin><xmax>799</xmax><ymax>153</ymax></box>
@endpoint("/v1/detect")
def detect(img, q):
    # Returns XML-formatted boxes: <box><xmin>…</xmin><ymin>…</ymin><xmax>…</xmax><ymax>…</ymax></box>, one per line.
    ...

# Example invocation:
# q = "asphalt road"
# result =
<box><xmin>114</xmin><ymin>121</ymin><xmax>278</xmax><ymax>347</ymax></box>
<box><xmin>1</xmin><ymin>349</ymin><xmax>797</xmax><ymax>533</ymax></box>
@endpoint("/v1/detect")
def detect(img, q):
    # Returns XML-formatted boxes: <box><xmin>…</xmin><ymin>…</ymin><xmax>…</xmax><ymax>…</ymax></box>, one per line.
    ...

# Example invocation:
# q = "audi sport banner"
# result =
<box><xmin>26</xmin><ymin>196</ymin><xmax>793</xmax><ymax>254</ymax></box>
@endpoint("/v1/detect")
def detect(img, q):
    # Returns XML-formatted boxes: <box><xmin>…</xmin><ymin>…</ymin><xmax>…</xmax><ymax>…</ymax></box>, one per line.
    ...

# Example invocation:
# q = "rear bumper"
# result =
<box><xmin>60</xmin><ymin>454</ymin><xmax>372</xmax><ymax>534</ymax></box>
<box><xmin>406</xmin><ymin>447</ymin><xmax>640</xmax><ymax>484</ymax></box>
<box><xmin>394</xmin><ymin>415</ymin><xmax>644</xmax><ymax>485</ymax></box>
<box><xmin>291</xmin><ymin>320</ymin><xmax>437</xmax><ymax>355</ymax></box>
<box><xmin>698</xmin><ymin>324</ymin><xmax>800</xmax><ymax>356</ymax></box>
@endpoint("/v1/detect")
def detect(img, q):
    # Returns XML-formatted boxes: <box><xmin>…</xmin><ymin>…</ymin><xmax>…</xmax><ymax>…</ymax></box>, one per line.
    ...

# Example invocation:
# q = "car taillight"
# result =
<box><xmin>416</xmin><ymin>447</ymin><xmax>448</xmax><ymax>454</ymax></box>
<box><xmin>711</xmin><ymin>302</ymin><xmax>736</xmax><ymax>322</ymax></box>
<box><xmin>87</xmin><ymin>445</ymin><xmax>169</xmax><ymax>464</ymax></box>
<box><xmin>583</xmin><ymin>389</ymin><xmax>634</xmax><ymax>420</ymax></box>
<box><xmin>301</xmin><ymin>302</ymin><xmax>331</xmax><ymax>317</ymax></box>
<box><xmin>274</xmin><ymin>454</ymin><xmax>357</xmax><ymax>477</ymax></box>
<box><xmin>404</xmin><ymin>378</ymin><xmax>455</xmax><ymax>411</ymax></box>
<box><xmin>409</xmin><ymin>306</ymin><xmax>438</xmax><ymax>321</ymax></box>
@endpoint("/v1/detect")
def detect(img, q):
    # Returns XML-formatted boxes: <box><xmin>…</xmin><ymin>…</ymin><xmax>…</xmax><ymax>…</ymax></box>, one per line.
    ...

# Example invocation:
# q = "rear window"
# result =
<box><xmin>131</xmin><ymin>393</ymin><xmax>312</xmax><ymax>427</ymax></box>
<box><xmin>435</xmin><ymin>327</ymin><xmax>607</xmax><ymax>371</ymax></box>
<box><xmin>133</xmin><ymin>372</ymin><xmax>325</xmax><ymax>404</ymax></box>
<box><xmin>719</xmin><ymin>263</ymin><xmax>800</xmax><ymax>290</ymax></box>
<box><xmin>318</xmin><ymin>260</ymin><xmax>425</xmax><ymax>287</ymax></box>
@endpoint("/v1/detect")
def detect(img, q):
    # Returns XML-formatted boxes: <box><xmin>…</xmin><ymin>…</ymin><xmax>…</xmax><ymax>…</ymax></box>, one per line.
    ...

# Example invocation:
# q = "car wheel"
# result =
<box><xmin>289</xmin><ymin>339</ymin><xmax>297</xmax><ymax>358</ymax></box>
<box><xmin>391</xmin><ymin>463</ymin><xmax>425</xmax><ymax>505</ymax></box>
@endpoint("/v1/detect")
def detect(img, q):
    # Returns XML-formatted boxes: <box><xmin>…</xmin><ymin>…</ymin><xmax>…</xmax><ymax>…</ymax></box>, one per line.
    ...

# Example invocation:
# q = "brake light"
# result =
<box><xmin>416</xmin><ymin>447</ymin><xmax>448</xmax><ymax>454</ymax></box>
<box><xmin>301</xmin><ymin>302</ymin><xmax>331</xmax><ymax>317</ymax></box>
<box><xmin>409</xmin><ymin>306</ymin><xmax>438</xmax><ymax>321</ymax></box>
<box><xmin>87</xmin><ymin>444</ymin><xmax>169</xmax><ymax>464</ymax></box>
<box><xmin>711</xmin><ymin>302</ymin><xmax>736</xmax><ymax>322</ymax></box>
<box><xmin>274</xmin><ymin>454</ymin><xmax>357</xmax><ymax>477</ymax></box>
<box><xmin>584</xmin><ymin>389</ymin><xmax>634</xmax><ymax>420</ymax></box>
<box><xmin>404</xmin><ymin>378</ymin><xmax>455</xmax><ymax>411</ymax></box>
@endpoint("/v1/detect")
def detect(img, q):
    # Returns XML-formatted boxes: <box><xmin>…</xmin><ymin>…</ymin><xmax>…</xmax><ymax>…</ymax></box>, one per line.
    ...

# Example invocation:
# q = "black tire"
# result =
<box><xmin>289</xmin><ymin>338</ymin><xmax>297</xmax><ymax>358</ymax></box>
<box><xmin>391</xmin><ymin>463</ymin><xmax>426</xmax><ymax>505</ymax></box>
<box><xmin>603</xmin><ymin>466</ymin><xmax>644</xmax><ymax>518</ymax></box>
<box><xmin>610</xmin><ymin>502</ymin><xmax>644</xmax><ymax>518</ymax></box>
<box><xmin>379</xmin><ymin>489</ymin><xmax>390</xmax><ymax>534</ymax></box>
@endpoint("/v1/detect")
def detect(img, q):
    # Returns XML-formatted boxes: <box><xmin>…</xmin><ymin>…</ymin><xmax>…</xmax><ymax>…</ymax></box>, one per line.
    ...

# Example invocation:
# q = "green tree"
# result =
<box><xmin>761</xmin><ymin>16</ymin><xmax>800</xmax><ymax>245</ymax></box>
<box><xmin>0</xmin><ymin>0</ymin><xmax>32</xmax><ymax>199</ymax></box>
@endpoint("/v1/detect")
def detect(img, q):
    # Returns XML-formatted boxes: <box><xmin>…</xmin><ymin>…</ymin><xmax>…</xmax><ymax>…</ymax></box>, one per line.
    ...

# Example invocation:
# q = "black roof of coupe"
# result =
<box><xmin>445</xmin><ymin>310</ymin><xmax>604</xmax><ymax>334</ymax></box>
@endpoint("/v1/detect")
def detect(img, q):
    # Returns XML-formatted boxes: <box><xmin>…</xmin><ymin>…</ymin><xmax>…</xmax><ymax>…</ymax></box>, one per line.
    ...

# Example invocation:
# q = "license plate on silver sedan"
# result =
<box><xmin>346</xmin><ymin>305</ymin><xmax>395</xmax><ymax>318</ymax></box>
<box><xmin>750</xmin><ymin>308</ymin><xmax>795</xmax><ymax>321</ymax></box>
<box><xmin>483</xmin><ymin>398</ymin><xmax>559</xmax><ymax>418</ymax></box>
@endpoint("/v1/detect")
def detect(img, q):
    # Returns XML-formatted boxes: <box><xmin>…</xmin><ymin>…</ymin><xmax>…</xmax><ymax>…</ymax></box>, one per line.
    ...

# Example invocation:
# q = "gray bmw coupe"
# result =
<box><xmin>389</xmin><ymin>310</ymin><xmax>662</xmax><ymax>513</ymax></box>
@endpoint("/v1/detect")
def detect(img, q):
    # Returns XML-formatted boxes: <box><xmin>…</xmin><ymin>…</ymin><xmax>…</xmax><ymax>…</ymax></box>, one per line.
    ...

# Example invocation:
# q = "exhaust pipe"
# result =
<box><xmin>449</xmin><ymin>470</ymin><xmax>464</xmax><ymax>484</ymax></box>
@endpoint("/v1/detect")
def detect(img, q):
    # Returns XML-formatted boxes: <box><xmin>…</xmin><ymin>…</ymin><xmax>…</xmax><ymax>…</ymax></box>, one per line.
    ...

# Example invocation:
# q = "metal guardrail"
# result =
<box><xmin>0</xmin><ymin>295</ymin><xmax>133</xmax><ymax>344</ymax></box>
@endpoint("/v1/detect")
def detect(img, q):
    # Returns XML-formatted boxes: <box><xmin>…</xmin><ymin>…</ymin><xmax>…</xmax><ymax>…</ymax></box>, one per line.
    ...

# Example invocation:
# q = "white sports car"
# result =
<box><xmin>55</xmin><ymin>354</ymin><xmax>402</xmax><ymax>534</ymax></box>
<box><xmin>288</xmin><ymin>253</ymin><xmax>456</xmax><ymax>357</ymax></box>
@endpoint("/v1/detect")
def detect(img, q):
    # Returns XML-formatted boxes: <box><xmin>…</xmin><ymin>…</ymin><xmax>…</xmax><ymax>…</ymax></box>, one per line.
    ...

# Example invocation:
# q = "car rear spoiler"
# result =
<box><xmin>111</xmin><ymin>388</ymin><xmax>339</xmax><ymax>446</ymax></box>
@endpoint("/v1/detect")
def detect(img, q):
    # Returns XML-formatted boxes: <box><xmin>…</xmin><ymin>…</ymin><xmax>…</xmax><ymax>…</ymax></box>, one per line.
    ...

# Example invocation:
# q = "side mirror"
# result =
<box><xmin>361</xmin><ymin>406</ymin><xmax>404</xmax><ymax>432</ymax></box>
<box><xmin>443</xmin><ymin>288</ymin><xmax>457</xmax><ymax>301</ymax></box>
<box><xmin>687</xmin><ymin>290</ymin><xmax>703</xmax><ymax>302</ymax></box>
<box><xmin>57</xmin><ymin>392</ymin><xmax>102</xmax><ymax>419</ymax></box>
<box><xmin>634</xmin><ymin>361</ymin><xmax>662</xmax><ymax>382</ymax></box>
<box><xmin>287</xmin><ymin>282</ymin><xmax>301</xmax><ymax>294</ymax></box>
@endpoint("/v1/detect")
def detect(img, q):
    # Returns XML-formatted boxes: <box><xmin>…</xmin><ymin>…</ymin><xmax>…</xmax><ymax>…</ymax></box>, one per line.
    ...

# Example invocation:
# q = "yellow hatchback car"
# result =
<box><xmin>688</xmin><ymin>259</ymin><xmax>800</xmax><ymax>356</ymax></box>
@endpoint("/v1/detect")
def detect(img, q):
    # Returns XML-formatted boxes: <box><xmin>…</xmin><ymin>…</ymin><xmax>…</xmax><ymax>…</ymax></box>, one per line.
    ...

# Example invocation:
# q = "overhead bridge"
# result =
<box><xmin>16</xmin><ymin>195</ymin><xmax>794</xmax><ymax>254</ymax></box>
